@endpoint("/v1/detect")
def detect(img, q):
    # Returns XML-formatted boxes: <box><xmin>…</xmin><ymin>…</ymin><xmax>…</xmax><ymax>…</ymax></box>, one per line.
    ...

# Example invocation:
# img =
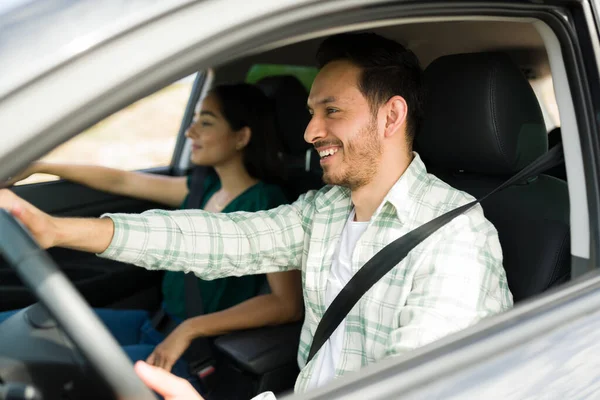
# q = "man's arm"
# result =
<box><xmin>134</xmin><ymin>361</ymin><xmax>205</xmax><ymax>400</ymax></box>
<box><xmin>385</xmin><ymin>213</ymin><xmax>513</xmax><ymax>357</ymax></box>
<box><xmin>99</xmin><ymin>197</ymin><xmax>309</xmax><ymax>279</ymax></box>
<box><xmin>54</xmin><ymin>217</ymin><xmax>114</xmax><ymax>253</ymax></box>
<box><xmin>0</xmin><ymin>188</ymin><xmax>314</xmax><ymax>280</ymax></box>
<box><xmin>135</xmin><ymin>361</ymin><xmax>277</xmax><ymax>400</ymax></box>
<box><xmin>0</xmin><ymin>188</ymin><xmax>115</xmax><ymax>252</ymax></box>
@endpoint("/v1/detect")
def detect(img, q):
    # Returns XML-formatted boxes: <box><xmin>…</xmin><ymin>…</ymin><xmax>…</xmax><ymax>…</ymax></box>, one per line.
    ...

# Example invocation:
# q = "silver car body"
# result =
<box><xmin>1</xmin><ymin>1</ymin><xmax>600</xmax><ymax>399</ymax></box>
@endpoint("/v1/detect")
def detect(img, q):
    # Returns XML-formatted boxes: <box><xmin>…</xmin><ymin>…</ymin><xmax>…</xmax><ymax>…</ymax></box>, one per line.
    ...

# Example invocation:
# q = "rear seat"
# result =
<box><xmin>256</xmin><ymin>75</ymin><xmax>323</xmax><ymax>201</ymax></box>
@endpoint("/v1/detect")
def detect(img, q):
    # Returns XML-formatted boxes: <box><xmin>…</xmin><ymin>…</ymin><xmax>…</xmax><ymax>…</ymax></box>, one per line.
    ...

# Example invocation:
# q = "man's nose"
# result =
<box><xmin>304</xmin><ymin>116</ymin><xmax>326</xmax><ymax>144</ymax></box>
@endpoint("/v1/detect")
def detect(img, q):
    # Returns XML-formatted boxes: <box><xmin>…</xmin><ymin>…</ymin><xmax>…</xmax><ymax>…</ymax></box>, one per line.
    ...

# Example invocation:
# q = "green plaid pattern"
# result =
<box><xmin>99</xmin><ymin>154</ymin><xmax>513</xmax><ymax>399</ymax></box>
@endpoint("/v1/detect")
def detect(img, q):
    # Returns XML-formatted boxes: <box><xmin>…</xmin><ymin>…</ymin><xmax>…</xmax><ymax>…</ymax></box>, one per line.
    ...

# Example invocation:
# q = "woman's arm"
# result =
<box><xmin>147</xmin><ymin>270</ymin><xmax>303</xmax><ymax>371</ymax></box>
<box><xmin>10</xmin><ymin>162</ymin><xmax>188</xmax><ymax>208</ymax></box>
<box><xmin>181</xmin><ymin>270</ymin><xmax>303</xmax><ymax>337</ymax></box>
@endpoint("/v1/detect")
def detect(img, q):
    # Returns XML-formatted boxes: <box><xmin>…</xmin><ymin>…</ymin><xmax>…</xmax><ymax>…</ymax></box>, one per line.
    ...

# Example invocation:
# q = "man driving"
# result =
<box><xmin>0</xmin><ymin>33</ymin><xmax>513</xmax><ymax>400</ymax></box>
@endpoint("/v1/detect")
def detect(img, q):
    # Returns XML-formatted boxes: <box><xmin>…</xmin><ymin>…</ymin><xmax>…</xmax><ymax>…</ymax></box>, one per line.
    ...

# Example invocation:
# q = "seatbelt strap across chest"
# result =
<box><xmin>306</xmin><ymin>144</ymin><xmax>565</xmax><ymax>364</ymax></box>
<box><xmin>181</xmin><ymin>167</ymin><xmax>219</xmax><ymax>391</ymax></box>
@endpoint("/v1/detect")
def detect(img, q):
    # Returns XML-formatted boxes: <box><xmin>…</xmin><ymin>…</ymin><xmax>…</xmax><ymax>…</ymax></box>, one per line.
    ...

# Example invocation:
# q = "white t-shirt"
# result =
<box><xmin>307</xmin><ymin>209</ymin><xmax>369</xmax><ymax>390</ymax></box>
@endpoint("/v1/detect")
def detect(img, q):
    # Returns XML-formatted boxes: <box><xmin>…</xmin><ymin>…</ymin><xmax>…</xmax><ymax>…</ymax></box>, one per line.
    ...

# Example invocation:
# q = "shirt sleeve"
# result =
<box><xmin>384</xmin><ymin>207</ymin><xmax>513</xmax><ymax>357</ymax></box>
<box><xmin>97</xmin><ymin>191</ymin><xmax>317</xmax><ymax>279</ymax></box>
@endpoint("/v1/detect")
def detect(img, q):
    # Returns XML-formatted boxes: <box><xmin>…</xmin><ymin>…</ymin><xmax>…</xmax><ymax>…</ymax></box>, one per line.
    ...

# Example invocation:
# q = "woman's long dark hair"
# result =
<box><xmin>209</xmin><ymin>83</ymin><xmax>285</xmax><ymax>184</ymax></box>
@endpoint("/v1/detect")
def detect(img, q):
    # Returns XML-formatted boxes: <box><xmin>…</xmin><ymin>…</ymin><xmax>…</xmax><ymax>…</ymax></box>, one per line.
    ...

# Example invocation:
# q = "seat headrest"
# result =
<box><xmin>256</xmin><ymin>75</ymin><xmax>311</xmax><ymax>156</ymax></box>
<box><xmin>416</xmin><ymin>52</ymin><xmax>548</xmax><ymax>175</ymax></box>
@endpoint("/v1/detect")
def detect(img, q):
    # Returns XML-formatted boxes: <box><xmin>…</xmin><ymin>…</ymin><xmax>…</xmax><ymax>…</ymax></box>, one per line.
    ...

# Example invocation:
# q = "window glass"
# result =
<box><xmin>530</xmin><ymin>75</ymin><xmax>561</xmax><ymax>132</ymax></box>
<box><xmin>17</xmin><ymin>74</ymin><xmax>196</xmax><ymax>185</ymax></box>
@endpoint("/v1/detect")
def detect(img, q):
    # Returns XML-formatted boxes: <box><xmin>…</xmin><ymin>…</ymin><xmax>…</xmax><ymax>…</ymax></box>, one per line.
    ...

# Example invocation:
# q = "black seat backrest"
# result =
<box><xmin>416</xmin><ymin>52</ymin><xmax>570</xmax><ymax>302</ymax></box>
<box><xmin>256</xmin><ymin>75</ymin><xmax>323</xmax><ymax>201</ymax></box>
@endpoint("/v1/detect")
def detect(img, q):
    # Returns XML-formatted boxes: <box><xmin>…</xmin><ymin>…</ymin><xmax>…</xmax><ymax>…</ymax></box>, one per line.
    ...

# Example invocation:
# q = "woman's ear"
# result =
<box><xmin>236</xmin><ymin>126</ymin><xmax>252</xmax><ymax>150</ymax></box>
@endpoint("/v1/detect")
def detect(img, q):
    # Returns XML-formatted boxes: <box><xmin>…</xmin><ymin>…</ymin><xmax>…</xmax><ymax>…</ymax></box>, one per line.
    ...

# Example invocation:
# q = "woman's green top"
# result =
<box><xmin>161</xmin><ymin>171</ymin><xmax>288</xmax><ymax>320</ymax></box>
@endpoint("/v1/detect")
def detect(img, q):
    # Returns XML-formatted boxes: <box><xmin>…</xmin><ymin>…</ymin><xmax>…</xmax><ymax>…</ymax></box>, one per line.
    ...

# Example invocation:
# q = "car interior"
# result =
<box><xmin>0</xmin><ymin>15</ymin><xmax>579</xmax><ymax>400</ymax></box>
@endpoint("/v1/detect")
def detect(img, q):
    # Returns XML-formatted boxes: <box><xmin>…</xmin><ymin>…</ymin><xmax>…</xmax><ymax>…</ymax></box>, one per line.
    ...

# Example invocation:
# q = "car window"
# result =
<box><xmin>16</xmin><ymin>74</ymin><xmax>196</xmax><ymax>185</ymax></box>
<box><xmin>246</xmin><ymin>64</ymin><xmax>318</xmax><ymax>91</ymax></box>
<box><xmin>530</xmin><ymin>75</ymin><xmax>561</xmax><ymax>132</ymax></box>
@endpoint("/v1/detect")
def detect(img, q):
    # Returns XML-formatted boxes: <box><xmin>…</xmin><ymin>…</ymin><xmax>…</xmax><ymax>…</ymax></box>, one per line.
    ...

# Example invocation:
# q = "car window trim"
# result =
<box><xmin>170</xmin><ymin>70</ymin><xmax>210</xmax><ymax>175</ymax></box>
<box><xmin>3</xmin><ymin>2</ymin><xmax>600</xmax><ymax>396</ymax></box>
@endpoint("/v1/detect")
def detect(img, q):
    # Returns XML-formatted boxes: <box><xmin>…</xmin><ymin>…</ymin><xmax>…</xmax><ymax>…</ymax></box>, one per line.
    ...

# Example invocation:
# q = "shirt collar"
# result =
<box><xmin>314</xmin><ymin>184</ymin><xmax>352</xmax><ymax>212</ymax></box>
<box><xmin>375</xmin><ymin>152</ymin><xmax>429</xmax><ymax>223</ymax></box>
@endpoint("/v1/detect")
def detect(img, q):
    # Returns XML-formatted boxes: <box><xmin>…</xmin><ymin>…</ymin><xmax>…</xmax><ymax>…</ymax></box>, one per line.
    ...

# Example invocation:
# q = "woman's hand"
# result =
<box><xmin>146</xmin><ymin>321</ymin><xmax>193</xmax><ymax>372</ymax></box>
<box><xmin>134</xmin><ymin>361</ymin><xmax>205</xmax><ymax>400</ymax></box>
<box><xmin>3</xmin><ymin>163</ymin><xmax>41</xmax><ymax>187</ymax></box>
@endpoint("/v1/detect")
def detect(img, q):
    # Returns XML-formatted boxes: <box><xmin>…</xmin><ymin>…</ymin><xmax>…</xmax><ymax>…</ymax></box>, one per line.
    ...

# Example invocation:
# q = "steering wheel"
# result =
<box><xmin>0</xmin><ymin>210</ymin><xmax>156</xmax><ymax>400</ymax></box>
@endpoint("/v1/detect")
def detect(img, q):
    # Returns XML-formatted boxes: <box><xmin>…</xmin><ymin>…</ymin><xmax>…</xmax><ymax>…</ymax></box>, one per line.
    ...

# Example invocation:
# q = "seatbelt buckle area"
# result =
<box><xmin>150</xmin><ymin>308</ymin><xmax>167</xmax><ymax>330</ymax></box>
<box><xmin>189</xmin><ymin>359</ymin><xmax>217</xmax><ymax>393</ymax></box>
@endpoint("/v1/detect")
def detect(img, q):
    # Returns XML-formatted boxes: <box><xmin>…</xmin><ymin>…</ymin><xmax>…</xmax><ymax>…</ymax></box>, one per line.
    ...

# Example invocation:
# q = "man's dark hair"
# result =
<box><xmin>316</xmin><ymin>32</ymin><xmax>424</xmax><ymax>146</ymax></box>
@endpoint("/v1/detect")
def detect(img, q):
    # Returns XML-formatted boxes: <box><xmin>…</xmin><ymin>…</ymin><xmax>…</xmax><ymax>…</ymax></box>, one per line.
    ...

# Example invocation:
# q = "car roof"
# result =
<box><xmin>0</xmin><ymin>0</ymin><xmax>192</xmax><ymax>97</ymax></box>
<box><xmin>0</xmin><ymin>0</ymin><xmax>322</xmax><ymax>178</ymax></box>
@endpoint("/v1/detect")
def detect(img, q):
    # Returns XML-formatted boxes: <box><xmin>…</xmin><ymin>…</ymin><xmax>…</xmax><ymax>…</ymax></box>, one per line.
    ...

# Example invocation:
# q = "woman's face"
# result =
<box><xmin>185</xmin><ymin>93</ymin><xmax>245</xmax><ymax>166</ymax></box>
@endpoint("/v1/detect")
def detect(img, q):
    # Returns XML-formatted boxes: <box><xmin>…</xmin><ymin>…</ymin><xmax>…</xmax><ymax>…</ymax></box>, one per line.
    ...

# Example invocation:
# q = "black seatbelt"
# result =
<box><xmin>181</xmin><ymin>166</ymin><xmax>219</xmax><ymax>390</ymax></box>
<box><xmin>150</xmin><ymin>166</ymin><xmax>210</xmax><ymax>330</ymax></box>
<box><xmin>306</xmin><ymin>144</ymin><xmax>565</xmax><ymax>364</ymax></box>
<box><xmin>184</xmin><ymin>166</ymin><xmax>209</xmax><ymax>318</ymax></box>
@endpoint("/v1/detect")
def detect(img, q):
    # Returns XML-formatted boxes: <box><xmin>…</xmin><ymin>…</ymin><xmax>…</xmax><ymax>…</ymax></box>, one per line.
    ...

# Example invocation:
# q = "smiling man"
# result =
<box><xmin>0</xmin><ymin>33</ymin><xmax>513</xmax><ymax>400</ymax></box>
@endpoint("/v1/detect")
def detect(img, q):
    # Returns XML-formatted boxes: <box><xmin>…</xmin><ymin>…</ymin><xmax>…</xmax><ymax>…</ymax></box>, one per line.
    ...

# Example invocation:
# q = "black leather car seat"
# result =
<box><xmin>416</xmin><ymin>52</ymin><xmax>570</xmax><ymax>303</ymax></box>
<box><xmin>209</xmin><ymin>76</ymin><xmax>318</xmax><ymax>397</ymax></box>
<box><xmin>256</xmin><ymin>75</ymin><xmax>323</xmax><ymax>201</ymax></box>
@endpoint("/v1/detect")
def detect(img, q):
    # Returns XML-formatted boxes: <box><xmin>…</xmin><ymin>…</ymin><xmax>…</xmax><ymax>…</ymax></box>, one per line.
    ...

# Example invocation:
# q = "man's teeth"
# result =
<box><xmin>319</xmin><ymin>148</ymin><xmax>339</xmax><ymax>158</ymax></box>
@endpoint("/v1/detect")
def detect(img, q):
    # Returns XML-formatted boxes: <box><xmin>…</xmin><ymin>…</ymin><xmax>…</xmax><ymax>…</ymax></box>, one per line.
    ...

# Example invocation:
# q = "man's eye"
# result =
<box><xmin>201</xmin><ymin>121</ymin><xmax>212</xmax><ymax>127</ymax></box>
<box><xmin>326</xmin><ymin>108</ymin><xmax>339</xmax><ymax>115</ymax></box>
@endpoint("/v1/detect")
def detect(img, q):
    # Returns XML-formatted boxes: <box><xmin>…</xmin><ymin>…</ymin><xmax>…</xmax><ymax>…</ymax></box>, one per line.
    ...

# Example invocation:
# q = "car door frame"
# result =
<box><xmin>2</xmin><ymin>0</ymin><xmax>600</xmax><ymax>397</ymax></box>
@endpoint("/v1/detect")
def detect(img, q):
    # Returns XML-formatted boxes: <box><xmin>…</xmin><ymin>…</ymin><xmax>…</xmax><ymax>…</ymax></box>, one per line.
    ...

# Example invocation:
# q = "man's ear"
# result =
<box><xmin>236</xmin><ymin>127</ymin><xmax>252</xmax><ymax>150</ymax></box>
<box><xmin>382</xmin><ymin>95</ymin><xmax>408</xmax><ymax>138</ymax></box>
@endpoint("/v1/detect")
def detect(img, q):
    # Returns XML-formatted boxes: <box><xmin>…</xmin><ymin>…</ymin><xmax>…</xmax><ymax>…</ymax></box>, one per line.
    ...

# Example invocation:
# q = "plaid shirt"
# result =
<box><xmin>99</xmin><ymin>154</ymin><xmax>513</xmax><ymax>399</ymax></box>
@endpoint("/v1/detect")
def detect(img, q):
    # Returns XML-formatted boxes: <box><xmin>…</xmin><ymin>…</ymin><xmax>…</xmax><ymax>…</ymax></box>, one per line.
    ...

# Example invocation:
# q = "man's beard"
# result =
<box><xmin>322</xmin><ymin>121</ymin><xmax>381</xmax><ymax>190</ymax></box>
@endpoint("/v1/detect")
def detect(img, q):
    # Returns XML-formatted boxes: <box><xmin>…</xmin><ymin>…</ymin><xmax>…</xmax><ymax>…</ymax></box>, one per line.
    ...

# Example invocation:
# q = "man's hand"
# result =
<box><xmin>134</xmin><ymin>361</ymin><xmax>204</xmax><ymax>400</ymax></box>
<box><xmin>147</xmin><ymin>322</ymin><xmax>193</xmax><ymax>372</ymax></box>
<box><xmin>0</xmin><ymin>189</ymin><xmax>58</xmax><ymax>248</ymax></box>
